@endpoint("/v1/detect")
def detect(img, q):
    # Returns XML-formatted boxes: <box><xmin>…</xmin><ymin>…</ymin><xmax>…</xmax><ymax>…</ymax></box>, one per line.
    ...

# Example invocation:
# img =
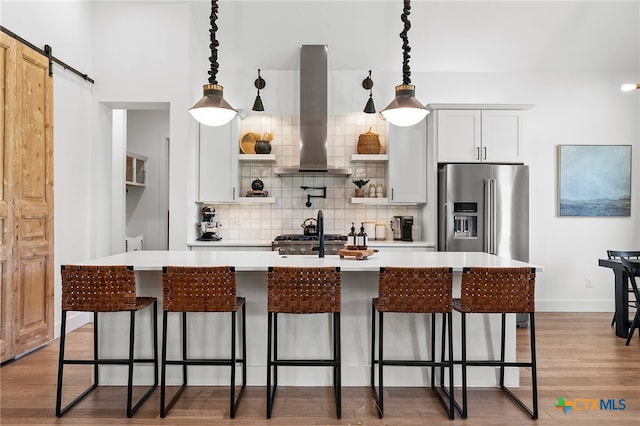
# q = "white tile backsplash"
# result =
<box><xmin>209</xmin><ymin>113</ymin><xmax>420</xmax><ymax>240</ymax></box>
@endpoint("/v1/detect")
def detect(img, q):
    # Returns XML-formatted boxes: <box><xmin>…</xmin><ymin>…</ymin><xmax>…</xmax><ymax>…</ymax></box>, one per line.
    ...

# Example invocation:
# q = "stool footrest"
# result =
<box><xmin>459</xmin><ymin>360</ymin><xmax>533</xmax><ymax>368</ymax></box>
<box><xmin>165</xmin><ymin>358</ymin><xmax>244</xmax><ymax>366</ymax></box>
<box><xmin>271</xmin><ymin>359</ymin><xmax>338</xmax><ymax>367</ymax></box>
<box><xmin>374</xmin><ymin>359</ymin><xmax>450</xmax><ymax>367</ymax></box>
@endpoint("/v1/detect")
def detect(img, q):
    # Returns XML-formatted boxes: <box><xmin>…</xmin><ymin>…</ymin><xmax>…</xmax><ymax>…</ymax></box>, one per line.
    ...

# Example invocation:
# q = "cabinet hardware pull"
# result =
<box><xmin>483</xmin><ymin>147</ymin><xmax>487</xmax><ymax>160</ymax></box>
<box><xmin>476</xmin><ymin>147</ymin><xmax>480</xmax><ymax>160</ymax></box>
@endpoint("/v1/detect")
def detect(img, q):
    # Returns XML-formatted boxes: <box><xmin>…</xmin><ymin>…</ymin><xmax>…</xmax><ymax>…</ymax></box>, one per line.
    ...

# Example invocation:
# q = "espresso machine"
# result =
<box><xmin>197</xmin><ymin>206</ymin><xmax>222</xmax><ymax>241</ymax></box>
<box><xmin>391</xmin><ymin>216</ymin><xmax>413</xmax><ymax>241</ymax></box>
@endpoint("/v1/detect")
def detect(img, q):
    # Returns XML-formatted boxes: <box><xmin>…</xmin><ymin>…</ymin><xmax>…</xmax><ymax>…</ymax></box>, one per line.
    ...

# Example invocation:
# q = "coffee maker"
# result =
<box><xmin>391</xmin><ymin>216</ymin><xmax>413</xmax><ymax>241</ymax></box>
<box><xmin>197</xmin><ymin>206</ymin><xmax>222</xmax><ymax>241</ymax></box>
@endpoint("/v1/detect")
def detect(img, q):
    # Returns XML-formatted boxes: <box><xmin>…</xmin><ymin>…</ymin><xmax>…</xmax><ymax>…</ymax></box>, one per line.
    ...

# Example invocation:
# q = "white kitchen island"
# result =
<box><xmin>76</xmin><ymin>250</ymin><xmax>541</xmax><ymax>388</ymax></box>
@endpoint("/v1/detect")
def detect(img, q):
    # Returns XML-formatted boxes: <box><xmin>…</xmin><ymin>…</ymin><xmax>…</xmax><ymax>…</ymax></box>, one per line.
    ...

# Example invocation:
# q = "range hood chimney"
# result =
<box><xmin>274</xmin><ymin>45</ymin><xmax>351</xmax><ymax>176</ymax></box>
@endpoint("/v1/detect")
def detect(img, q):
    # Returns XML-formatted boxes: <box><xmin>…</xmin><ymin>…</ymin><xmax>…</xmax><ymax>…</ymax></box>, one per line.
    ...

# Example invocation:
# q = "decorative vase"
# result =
<box><xmin>254</xmin><ymin>140</ymin><xmax>272</xmax><ymax>154</ymax></box>
<box><xmin>355</xmin><ymin>188</ymin><xmax>365</xmax><ymax>197</ymax></box>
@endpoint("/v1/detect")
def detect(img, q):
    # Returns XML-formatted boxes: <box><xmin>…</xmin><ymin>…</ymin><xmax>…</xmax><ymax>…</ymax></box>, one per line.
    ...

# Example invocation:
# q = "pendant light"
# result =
<box><xmin>621</xmin><ymin>83</ymin><xmax>640</xmax><ymax>92</ymax></box>
<box><xmin>190</xmin><ymin>0</ymin><xmax>237</xmax><ymax>127</ymax></box>
<box><xmin>381</xmin><ymin>0</ymin><xmax>429</xmax><ymax>127</ymax></box>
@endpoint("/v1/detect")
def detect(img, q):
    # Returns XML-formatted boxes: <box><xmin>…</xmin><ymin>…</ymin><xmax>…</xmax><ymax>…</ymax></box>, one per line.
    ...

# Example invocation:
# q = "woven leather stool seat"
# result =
<box><xmin>371</xmin><ymin>267</ymin><xmax>454</xmax><ymax>419</ymax></box>
<box><xmin>56</xmin><ymin>265</ymin><xmax>158</xmax><ymax>418</ymax></box>
<box><xmin>160</xmin><ymin>266</ymin><xmax>246</xmax><ymax>418</ymax></box>
<box><xmin>266</xmin><ymin>266</ymin><xmax>342</xmax><ymax>419</ymax></box>
<box><xmin>453</xmin><ymin>267</ymin><xmax>537</xmax><ymax>419</ymax></box>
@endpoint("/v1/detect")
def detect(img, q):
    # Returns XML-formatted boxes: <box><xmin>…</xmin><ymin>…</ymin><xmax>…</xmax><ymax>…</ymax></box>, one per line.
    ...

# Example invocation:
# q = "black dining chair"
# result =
<box><xmin>606</xmin><ymin>250</ymin><xmax>640</xmax><ymax>327</ymax></box>
<box><xmin>619</xmin><ymin>259</ymin><xmax>640</xmax><ymax>345</ymax></box>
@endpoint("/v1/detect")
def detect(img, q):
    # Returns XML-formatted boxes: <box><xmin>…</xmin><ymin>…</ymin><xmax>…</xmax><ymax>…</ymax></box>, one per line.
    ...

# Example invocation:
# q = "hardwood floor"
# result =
<box><xmin>1</xmin><ymin>312</ymin><xmax>639</xmax><ymax>425</ymax></box>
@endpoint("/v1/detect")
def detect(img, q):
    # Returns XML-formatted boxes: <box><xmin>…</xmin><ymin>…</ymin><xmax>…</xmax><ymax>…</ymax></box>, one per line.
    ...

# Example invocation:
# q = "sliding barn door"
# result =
<box><xmin>0</xmin><ymin>32</ymin><xmax>16</xmax><ymax>362</ymax></box>
<box><xmin>0</xmin><ymin>32</ymin><xmax>54</xmax><ymax>362</ymax></box>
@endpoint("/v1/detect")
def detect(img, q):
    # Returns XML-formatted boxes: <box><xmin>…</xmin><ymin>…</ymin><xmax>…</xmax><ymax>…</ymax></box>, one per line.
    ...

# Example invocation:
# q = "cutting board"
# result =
<box><xmin>338</xmin><ymin>248</ymin><xmax>377</xmax><ymax>260</ymax></box>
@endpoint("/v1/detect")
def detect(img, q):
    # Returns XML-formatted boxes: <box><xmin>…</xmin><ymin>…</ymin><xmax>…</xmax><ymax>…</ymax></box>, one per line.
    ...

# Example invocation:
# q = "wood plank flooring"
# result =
<box><xmin>1</xmin><ymin>312</ymin><xmax>639</xmax><ymax>425</ymax></box>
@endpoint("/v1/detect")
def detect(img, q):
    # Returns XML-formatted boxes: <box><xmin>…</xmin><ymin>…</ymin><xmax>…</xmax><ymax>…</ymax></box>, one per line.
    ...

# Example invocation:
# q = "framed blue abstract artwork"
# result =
<box><xmin>558</xmin><ymin>145</ymin><xmax>631</xmax><ymax>217</ymax></box>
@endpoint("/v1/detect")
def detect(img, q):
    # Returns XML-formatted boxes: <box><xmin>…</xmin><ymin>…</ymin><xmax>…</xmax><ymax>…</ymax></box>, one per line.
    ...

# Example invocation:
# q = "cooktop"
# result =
<box><xmin>274</xmin><ymin>234</ymin><xmax>347</xmax><ymax>242</ymax></box>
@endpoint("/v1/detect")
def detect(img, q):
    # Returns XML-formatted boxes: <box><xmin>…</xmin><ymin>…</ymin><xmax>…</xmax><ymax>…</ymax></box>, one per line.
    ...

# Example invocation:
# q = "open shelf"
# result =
<box><xmin>351</xmin><ymin>154</ymin><xmax>388</xmax><ymax>162</ymax></box>
<box><xmin>198</xmin><ymin>197</ymin><xmax>276</xmax><ymax>204</ymax></box>
<box><xmin>239</xmin><ymin>154</ymin><xmax>276</xmax><ymax>162</ymax></box>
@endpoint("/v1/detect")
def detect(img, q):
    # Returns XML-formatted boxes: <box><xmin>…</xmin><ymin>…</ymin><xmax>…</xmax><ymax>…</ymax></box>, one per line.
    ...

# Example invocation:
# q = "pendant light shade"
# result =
<box><xmin>381</xmin><ymin>0</ymin><xmax>429</xmax><ymax>127</ymax></box>
<box><xmin>381</xmin><ymin>84</ymin><xmax>428</xmax><ymax>126</ymax></box>
<box><xmin>621</xmin><ymin>83</ymin><xmax>640</xmax><ymax>92</ymax></box>
<box><xmin>190</xmin><ymin>83</ymin><xmax>237</xmax><ymax>127</ymax></box>
<box><xmin>190</xmin><ymin>0</ymin><xmax>236</xmax><ymax>127</ymax></box>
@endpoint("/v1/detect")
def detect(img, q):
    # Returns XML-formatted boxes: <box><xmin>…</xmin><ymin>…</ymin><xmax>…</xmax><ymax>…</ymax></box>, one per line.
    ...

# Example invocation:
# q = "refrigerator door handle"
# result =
<box><xmin>484</xmin><ymin>179</ymin><xmax>497</xmax><ymax>254</ymax></box>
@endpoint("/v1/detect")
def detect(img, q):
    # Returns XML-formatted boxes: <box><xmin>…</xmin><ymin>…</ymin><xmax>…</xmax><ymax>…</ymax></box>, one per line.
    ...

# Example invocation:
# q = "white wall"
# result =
<box><xmin>1</xmin><ymin>1</ymin><xmax>639</xmax><ymax>319</ymax></box>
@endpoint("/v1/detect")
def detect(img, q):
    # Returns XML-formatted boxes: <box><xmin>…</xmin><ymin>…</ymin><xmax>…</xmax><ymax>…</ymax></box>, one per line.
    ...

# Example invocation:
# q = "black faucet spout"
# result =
<box><xmin>317</xmin><ymin>209</ymin><xmax>324</xmax><ymax>258</ymax></box>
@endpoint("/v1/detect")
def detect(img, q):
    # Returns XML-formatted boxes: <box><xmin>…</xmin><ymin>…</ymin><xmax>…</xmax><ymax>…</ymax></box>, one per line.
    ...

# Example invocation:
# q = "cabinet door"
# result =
<box><xmin>387</xmin><ymin>120</ymin><xmax>427</xmax><ymax>203</ymax></box>
<box><xmin>436</xmin><ymin>110</ymin><xmax>481</xmax><ymax>163</ymax></box>
<box><xmin>197</xmin><ymin>120</ymin><xmax>239</xmax><ymax>202</ymax></box>
<box><xmin>481</xmin><ymin>110</ymin><xmax>524</xmax><ymax>163</ymax></box>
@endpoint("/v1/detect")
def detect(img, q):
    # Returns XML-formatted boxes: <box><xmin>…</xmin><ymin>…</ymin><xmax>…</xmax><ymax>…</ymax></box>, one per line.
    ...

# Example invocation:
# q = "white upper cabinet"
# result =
<box><xmin>387</xmin><ymin>120</ymin><xmax>427</xmax><ymax>204</ymax></box>
<box><xmin>436</xmin><ymin>110</ymin><xmax>481</xmax><ymax>163</ymax></box>
<box><xmin>481</xmin><ymin>110</ymin><xmax>526</xmax><ymax>163</ymax></box>
<box><xmin>432</xmin><ymin>105</ymin><xmax>531</xmax><ymax>164</ymax></box>
<box><xmin>197</xmin><ymin>119</ymin><xmax>239</xmax><ymax>202</ymax></box>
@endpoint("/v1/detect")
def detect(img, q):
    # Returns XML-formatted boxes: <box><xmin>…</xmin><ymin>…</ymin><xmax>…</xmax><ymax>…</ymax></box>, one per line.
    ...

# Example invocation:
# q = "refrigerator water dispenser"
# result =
<box><xmin>453</xmin><ymin>202</ymin><xmax>477</xmax><ymax>239</ymax></box>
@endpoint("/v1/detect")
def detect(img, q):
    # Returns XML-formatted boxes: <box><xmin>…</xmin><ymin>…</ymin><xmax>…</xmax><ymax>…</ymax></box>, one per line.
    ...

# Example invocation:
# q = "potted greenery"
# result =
<box><xmin>352</xmin><ymin>179</ymin><xmax>370</xmax><ymax>197</ymax></box>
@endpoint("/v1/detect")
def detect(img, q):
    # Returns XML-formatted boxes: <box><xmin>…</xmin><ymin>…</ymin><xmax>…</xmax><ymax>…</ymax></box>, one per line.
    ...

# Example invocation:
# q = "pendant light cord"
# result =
<box><xmin>208</xmin><ymin>0</ymin><xmax>219</xmax><ymax>85</ymax></box>
<box><xmin>400</xmin><ymin>0</ymin><xmax>412</xmax><ymax>85</ymax></box>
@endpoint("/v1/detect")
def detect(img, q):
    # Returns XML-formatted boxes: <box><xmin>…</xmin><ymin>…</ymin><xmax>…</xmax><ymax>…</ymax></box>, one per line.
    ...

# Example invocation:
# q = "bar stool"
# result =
<box><xmin>607</xmin><ymin>250</ymin><xmax>640</xmax><ymax>327</ymax></box>
<box><xmin>266</xmin><ymin>266</ymin><xmax>341</xmax><ymax>419</ymax></box>
<box><xmin>160</xmin><ymin>266</ymin><xmax>246</xmax><ymax>418</ymax></box>
<box><xmin>453</xmin><ymin>267</ymin><xmax>537</xmax><ymax>419</ymax></box>
<box><xmin>619</xmin><ymin>259</ymin><xmax>640</xmax><ymax>345</ymax></box>
<box><xmin>370</xmin><ymin>266</ymin><xmax>455</xmax><ymax>419</ymax></box>
<box><xmin>56</xmin><ymin>265</ymin><xmax>158</xmax><ymax>418</ymax></box>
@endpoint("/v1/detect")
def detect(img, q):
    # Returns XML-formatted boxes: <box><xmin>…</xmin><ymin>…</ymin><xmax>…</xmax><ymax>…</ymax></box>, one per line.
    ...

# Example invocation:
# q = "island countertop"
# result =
<box><xmin>77</xmin><ymin>250</ymin><xmax>542</xmax><ymax>272</ymax></box>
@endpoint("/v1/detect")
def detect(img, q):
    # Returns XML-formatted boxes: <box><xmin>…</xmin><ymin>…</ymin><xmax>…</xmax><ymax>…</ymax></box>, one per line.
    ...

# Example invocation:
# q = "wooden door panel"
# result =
<box><xmin>18</xmin><ymin>50</ymin><xmax>49</xmax><ymax>202</ymax></box>
<box><xmin>11</xmin><ymin>40</ymin><xmax>53</xmax><ymax>358</ymax></box>
<box><xmin>17</xmin><ymin>217</ymin><xmax>47</xmax><ymax>243</ymax></box>
<box><xmin>0</xmin><ymin>32</ymin><xmax>16</xmax><ymax>363</ymax></box>
<box><xmin>15</xmin><ymin>256</ymin><xmax>48</xmax><ymax>333</ymax></box>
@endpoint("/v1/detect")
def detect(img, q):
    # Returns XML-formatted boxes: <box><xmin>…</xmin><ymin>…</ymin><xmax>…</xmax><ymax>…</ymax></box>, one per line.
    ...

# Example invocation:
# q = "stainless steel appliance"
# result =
<box><xmin>391</xmin><ymin>216</ymin><xmax>414</xmax><ymax>241</ymax></box>
<box><xmin>272</xmin><ymin>234</ymin><xmax>346</xmax><ymax>256</ymax></box>
<box><xmin>274</xmin><ymin>45</ymin><xmax>351</xmax><ymax>176</ymax></box>
<box><xmin>197</xmin><ymin>206</ymin><xmax>222</xmax><ymax>241</ymax></box>
<box><xmin>438</xmin><ymin>163</ymin><xmax>529</xmax><ymax>326</ymax></box>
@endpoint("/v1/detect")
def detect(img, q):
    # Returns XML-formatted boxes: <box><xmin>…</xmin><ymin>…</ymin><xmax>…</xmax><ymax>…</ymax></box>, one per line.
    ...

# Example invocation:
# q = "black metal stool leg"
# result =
<box><xmin>230</xmin><ymin>310</ymin><xmax>237</xmax><ymax>418</ymax></box>
<box><xmin>160</xmin><ymin>311</ymin><xmax>168</xmax><ymax>417</ymax></box>
<box><xmin>266</xmin><ymin>312</ymin><xmax>273</xmax><ymax>419</ymax></box>
<box><xmin>461</xmin><ymin>312</ymin><xmax>468</xmax><ymax>419</ymax></box>
<box><xmin>126</xmin><ymin>310</ymin><xmax>136</xmax><ymax>418</ymax></box>
<box><xmin>530</xmin><ymin>313</ymin><xmax>538</xmax><ymax>419</ymax></box>
<box><xmin>378</xmin><ymin>310</ymin><xmax>384</xmax><ymax>417</ymax></box>
<box><xmin>334</xmin><ymin>312</ymin><xmax>341</xmax><ymax>419</ymax></box>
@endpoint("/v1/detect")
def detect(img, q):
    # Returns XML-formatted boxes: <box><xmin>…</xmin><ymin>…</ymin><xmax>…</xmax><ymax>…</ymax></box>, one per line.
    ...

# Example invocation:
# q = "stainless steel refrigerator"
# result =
<box><xmin>438</xmin><ymin>163</ymin><xmax>529</xmax><ymax>326</ymax></box>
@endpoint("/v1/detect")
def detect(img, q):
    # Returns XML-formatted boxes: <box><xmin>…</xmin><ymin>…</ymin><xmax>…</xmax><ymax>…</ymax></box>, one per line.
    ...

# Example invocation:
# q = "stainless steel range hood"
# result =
<box><xmin>274</xmin><ymin>45</ymin><xmax>351</xmax><ymax>176</ymax></box>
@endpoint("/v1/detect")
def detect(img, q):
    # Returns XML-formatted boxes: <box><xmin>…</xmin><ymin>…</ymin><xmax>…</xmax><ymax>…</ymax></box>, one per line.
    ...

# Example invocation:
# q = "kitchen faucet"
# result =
<box><xmin>311</xmin><ymin>209</ymin><xmax>325</xmax><ymax>258</ymax></box>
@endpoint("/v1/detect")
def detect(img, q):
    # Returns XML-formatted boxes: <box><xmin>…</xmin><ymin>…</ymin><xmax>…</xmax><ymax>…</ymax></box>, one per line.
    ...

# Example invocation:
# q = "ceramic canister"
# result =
<box><xmin>364</xmin><ymin>222</ymin><xmax>376</xmax><ymax>240</ymax></box>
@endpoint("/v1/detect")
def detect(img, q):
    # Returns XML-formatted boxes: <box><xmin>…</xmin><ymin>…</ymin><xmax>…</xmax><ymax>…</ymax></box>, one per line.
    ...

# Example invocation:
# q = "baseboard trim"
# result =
<box><xmin>535</xmin><ymin>299</ymin><xmax>614</xmax><ymax>312</ymax></box>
